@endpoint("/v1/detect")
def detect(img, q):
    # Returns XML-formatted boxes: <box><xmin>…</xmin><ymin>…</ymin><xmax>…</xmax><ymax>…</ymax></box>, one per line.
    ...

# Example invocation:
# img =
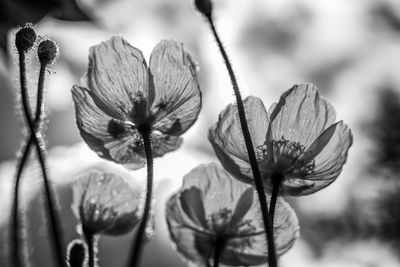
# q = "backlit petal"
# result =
<box><xmin>150</xmin><ymin>40</ymin><xmax>201</xmax><ymax>136</ymax></box>
<box><xmin>267</xmin><ymin>84</ymin><xmax>336</xmax><ymax>148</ymax></box>
<box><xmin>181</xmin><ymin>163</ymin><xmax>251</xmax><ymax>219</ymax></box>
<box><xmin>228</xmin><ymin>195</ymin><xmax>299</xmax><ymax>259</ymax></box>
<box><xmin>151</xmin><ymin>131</ymin><xmax>183</xmax><ymax>157</ymax></box>
<box><xmin>87</xmin><ymin>36</ymin><xmax>149</xmax><ymax>117</ymax></box>
<box><xmin>283</xmin><ymin>121</ymin><xmax>352</xmax><ymax>195</ymax></box>
<box><xmin>72</xmin><ymin>85</ymin><xmax>146</xmax><ymax>169</ymax></box>
<box><xmin>166</xmin><ymin>194</ymin><xmax>212</xmax><ymax>266</ymax></box>
<box><xmin>208</xmin><ymin>96</ymin><xmax>269</xmax><ymax>184</ymax></box>
<box><xmin>72</xmin><ymin>170</ymin><xmax>141</xmax><ymax>235</ymax></box>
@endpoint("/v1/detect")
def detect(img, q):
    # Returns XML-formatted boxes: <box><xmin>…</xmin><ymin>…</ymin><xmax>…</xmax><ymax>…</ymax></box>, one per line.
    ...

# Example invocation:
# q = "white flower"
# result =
<box><xmin>72</xmin><ymin>36</ymin><xmax>201</xmax><ymax>169</ymax></box>
<box><xmin>166</xmin><ymin>163</ymin><xmax>299</xmax><ymax>266</ymax></box>
<box><xmin>209</xmin><ymin>84</ymin><xmax>353</xmax><ymax>195</ymax></box>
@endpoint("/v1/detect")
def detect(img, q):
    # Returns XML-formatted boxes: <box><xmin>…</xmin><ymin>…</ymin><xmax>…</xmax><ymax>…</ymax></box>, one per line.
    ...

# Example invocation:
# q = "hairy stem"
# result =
<box><xmin>14</xmin><ymin>52</ymin><xmax>64</xmax><ymax>267</ymax></box>
<box><xmin>206</xmin><ymin>15</ymin><xmax>278</xmax><ymax>267</ymax></box>
<box><xmin>83</xmin><ymin>230</ymin><xmax>96</xmax><ymax>267</ymax></box>
<box><xmin>128</xmin><ymin>126</ymin><xmax>153</xmax><ymax>267</ymax></box>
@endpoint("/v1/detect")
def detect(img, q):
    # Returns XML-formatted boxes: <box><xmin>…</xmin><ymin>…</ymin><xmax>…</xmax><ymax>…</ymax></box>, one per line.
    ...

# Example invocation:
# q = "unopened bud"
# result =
<box><xmin>15</xmin><ymin>25</ymin><xmax>37</xmax><ymax>53</ymax></box>
<box><xmin>195</xmin><ymin>0</ymin><xmax>213</xmax><ymax>18</ymax></box>
<box><xmin>38</xmin><ymin>39</ymin><xmax>59</xmax><ymax>65</ymax></box>
<box><xmin>66</xmin><ymin>239</ymin><xmax>87</xmax><ymax>267</ymax></box>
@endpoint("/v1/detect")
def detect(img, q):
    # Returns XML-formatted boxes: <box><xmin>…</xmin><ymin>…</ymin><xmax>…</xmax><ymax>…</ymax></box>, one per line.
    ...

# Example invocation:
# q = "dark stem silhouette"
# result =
<box><xmin>13</xmin><ymin>52</ymin><xmax>64</xmax><ymax>267</ymax></box>
<box><xmin>128</xmin><ymin>126</ymin><xmax>154</xmax><ymax>267</ymax></box>
<box><xmin>206</xmin><ymin>15</ymin><xmax>278</xmax><ymax>267</ymax></box>
<box><xmin>269</xmin><ymin>173</ymin><xmax>284</xmax><ymax>226</ymax></box>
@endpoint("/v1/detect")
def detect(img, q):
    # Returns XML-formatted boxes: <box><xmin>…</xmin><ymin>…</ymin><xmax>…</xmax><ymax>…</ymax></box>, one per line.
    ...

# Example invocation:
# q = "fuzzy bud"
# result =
<box><xmin>66</xmin><ymin>239</ymin><xmax>87</xmax><ymax>267</ymax></box>
<box><xmin>38</xmin><ymin>39</ymin><xmax>59</xmax><ymax>65</ymax></box>
<box><xmin>195</xmin><ymin>0</ymin><xmax>213</xmax><ymax>18</ymax></box>
<box><xmin>15</xmin><ymin>25</ymin><xmax>37</xmax><ymax>53</ymax></box>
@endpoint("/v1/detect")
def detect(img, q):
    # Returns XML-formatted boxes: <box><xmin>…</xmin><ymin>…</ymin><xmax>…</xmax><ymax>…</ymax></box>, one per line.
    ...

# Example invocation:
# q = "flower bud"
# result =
<box><xmin>195</xmin><ymin>0</ymin><xmax>213</xmax><ymax>18</ymax></box>
<box><xmin>66</xmin><ymin>239</ymin><xmax>87</xmax><ymax>267</ymax></box>
<box><xmin>38</xmin><ymin>39</ymin><xmax>59</xmax><ymax>65</ymax></box>
<box><xmin>15</xmin><ymin>25</ymin><xmax>37</xmax><ymax>53</ymax></box>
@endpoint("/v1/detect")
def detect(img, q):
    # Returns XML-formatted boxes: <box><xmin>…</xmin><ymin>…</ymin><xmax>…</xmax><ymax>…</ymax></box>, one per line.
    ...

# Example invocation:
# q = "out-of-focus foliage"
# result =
<box><xmin>0</xmin><ymin>0</ymin><xmax>90</xmax><ymax>52</ymax></box>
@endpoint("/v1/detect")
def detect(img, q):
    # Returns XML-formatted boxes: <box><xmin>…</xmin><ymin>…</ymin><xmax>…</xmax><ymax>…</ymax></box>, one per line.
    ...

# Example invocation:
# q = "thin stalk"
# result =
<box><xmin>206</xmin><ymin>15</ymin><xmax>278</xmax><ymax>267</ymax></box>
<box><xmin>269</xmin><ymin>173</ymin><xmax>284</xmax><ymax>226</ymax></box>
<box><xmin>83</xmin><ymin>230</ymin><xmax>96</xmax><ymax>267</ymax></box>
<box><xmin>35</xmin><ymin>63</ymin><xmax>46</xmax><ymax>123</ymax></box>
<box><xmin>213</xmin><ymin>238</ymin><xmax>225</xmax><ymax>267</ymax></box>
<box><xmin>128</xmin><ymin>126</ymin><xmax>153</xmax><ymax>267</ymax></box>
<box><xmin>15</xmin><ymin>52</ymin><xmax>64</xmax><ymax>267</ymax></box>
<box><xmin>11</xmin><ymin>61</ymin><xmax>47</xmax><ymax>267</ymax></box>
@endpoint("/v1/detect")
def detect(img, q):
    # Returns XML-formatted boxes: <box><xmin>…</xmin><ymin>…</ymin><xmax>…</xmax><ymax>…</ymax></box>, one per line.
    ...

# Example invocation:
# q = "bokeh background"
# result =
<box><xmin>1</xmin><ymin>0</ymin><xmax>400</xmax><ymax>266</ymax></box>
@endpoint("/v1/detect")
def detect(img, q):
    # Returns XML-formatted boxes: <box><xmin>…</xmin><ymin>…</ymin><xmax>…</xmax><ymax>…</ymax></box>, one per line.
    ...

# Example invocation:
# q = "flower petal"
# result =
<box><xmin>285</xmin><ymin>121</ymin><xmax>353</xmax><ymax>195</ymax></box>
<box><xmin>72</xmin><ymin>169</ymin><xmax>141</xmax><ymax>235</ymax></box>
<box><xmin>151</xmin><ymin>131</ymin><xmax>183</xmax><ymax>157</ymax></box>
<box><xmin>295</xmin><ymin>121</ymin><xmax>339</xmax><ymax>166</ymax></box>
<box><xmin>181</xmin><ymin>163</ymin><xmax>252</xmax><ymax>219</ymax></box>
<box><xmin>208</xmin><ymin>96</ymin><xmax>269</xmax><ymax>184</ymax></box>
<box><xmin>166</xmin><ymin>194</ymin><xmax>212</xmax><ymax>266</ymax></box>
<box><xmin>267</xmin><ymin>83</ymin><xmax>336</xmax><ymax>148</ymax></box>
<box><xmin>87</xmin><ymin>36</ymin><xmax>149</xmax><ymax>116</ymax></box>
<box><xmin>149</xmin><ymin>39</ymin><xmax>201</xmax><ymax>136</ymax></box>
<box><xmin>179</xmin><ymin>187</ymin><xmax>208</xmax><ymax>229</ymax></box>
<box><xmin>229</xmin><ymin>188</ymin><xmax>254</xmax><ymax>228</ymax></box>
<box><xmin>72</xmin><ymin>85</ymin><xmax>146</xmax><ymax>169</ymax></box>
<box><xmin>223</xmin><ymin>196</ymin><xmax>299</xmax><ymax>265</ymax></box>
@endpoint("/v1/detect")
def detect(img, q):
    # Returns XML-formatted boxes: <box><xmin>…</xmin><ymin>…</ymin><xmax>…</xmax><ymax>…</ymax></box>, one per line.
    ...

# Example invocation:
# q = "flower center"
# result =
<box><xmin>258</xmin><ymin>136</ymin><xmax>315</xmax><ymax>176</ymax></box>
<box><xmin>209</xmin><ymin>208</ymin><xmax>231</xmax><ymax>235</ymax></box>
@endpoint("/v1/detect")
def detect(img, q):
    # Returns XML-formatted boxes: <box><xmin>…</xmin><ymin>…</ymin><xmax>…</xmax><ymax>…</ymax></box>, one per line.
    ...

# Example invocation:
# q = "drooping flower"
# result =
<box><xmin>71</xmin><ymin>169</ymin><xmax>141</xmax><ymax>235</ymax></box>
<box><xmin>209</xmin><ymin>84</ymin><xmax>353</xmax><ymax>195</ymax></box>
<box><xmin>72</xmin><ymin>36</ymin><xmax>201</xmax><ymax>169</ymax></box>
<box><xmin>166</xmin><ymin>163</ymin><xmax>299</xmax><ymax>266</ymax></box>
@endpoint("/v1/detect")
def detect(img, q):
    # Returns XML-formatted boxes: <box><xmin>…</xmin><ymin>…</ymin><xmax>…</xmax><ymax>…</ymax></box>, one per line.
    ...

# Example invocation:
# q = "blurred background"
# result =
<box><xmin>1</xmin><ymin>0</ymin><xmax>400</xmax><ymax>266</ymax></box>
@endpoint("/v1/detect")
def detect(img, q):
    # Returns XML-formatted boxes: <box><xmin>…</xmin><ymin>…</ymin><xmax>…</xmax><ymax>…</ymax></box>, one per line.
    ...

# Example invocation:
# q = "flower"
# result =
<box><xmin>71</xmin><ymin>169</ymin><xmax>141</xmax><ymax>235</ymax></box>
<box><xmin>72</xmin><ymin>36</ymin><xmax>201</xmax><ymax>169</ymax></box>
<box><xmin>209</xmin><ymin>84</ymin><xmax>353</xmax><ymax>195</ymax></box>
<box><xmin>166</xmin><ymin>163</ymin><xmax>299</xmax><ymax>266</ymax></box>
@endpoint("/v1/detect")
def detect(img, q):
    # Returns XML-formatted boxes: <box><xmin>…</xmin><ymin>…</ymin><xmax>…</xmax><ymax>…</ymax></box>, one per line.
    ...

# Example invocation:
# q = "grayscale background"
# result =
<box><xmin>1</xmin><ymin>0</ymin><xmax>400</xmax><ymax>266</ymax></box>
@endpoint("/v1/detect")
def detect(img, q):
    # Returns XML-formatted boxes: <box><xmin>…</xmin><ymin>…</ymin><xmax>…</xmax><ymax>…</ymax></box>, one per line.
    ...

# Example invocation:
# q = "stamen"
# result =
<box><xmin>259</xmin><ymin>137</ymin><xmax>315</xmax><ymax>175</ymax></box>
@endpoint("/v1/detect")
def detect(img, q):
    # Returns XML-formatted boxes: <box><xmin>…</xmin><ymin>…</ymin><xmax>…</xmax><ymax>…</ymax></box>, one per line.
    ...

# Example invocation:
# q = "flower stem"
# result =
<box><xmin>83</xmin><ymin>230</ymin><xmax>96</xmax><ymax>267</ymax></box>
<box><xmin>205</xmin><ymin>15</ymin><xmax>278</xmax><ymax>267</ymax></box>
<box><xmin>269</xmin><ymin>173</ymin><xmax>284</xmax><ymax>226</ymax></box>
<box><xmin>15</xmin><ymin>51</ymin><xmax>64</xmax><ymax>267</ymax></box>
<box><xmin>11</xmin><ymin>140</ymin><xmax>31</xmax><ymax>267</ymax></box>
<box><xmin>213</xmin><ymin>237</ymin><xmax>225</xmax><ymax>267</ymax></box>
<box><xmin>128</xmin><ymin>126</ymin><xmax>153</xmax><ymax>267</ymax></box>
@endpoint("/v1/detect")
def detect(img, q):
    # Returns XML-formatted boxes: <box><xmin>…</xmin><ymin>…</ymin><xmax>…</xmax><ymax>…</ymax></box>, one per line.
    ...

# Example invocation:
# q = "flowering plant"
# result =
<box><xmin>72</xmin><ymin>36</ymin><xmax>201</xmax><ymax>169</ymax></box>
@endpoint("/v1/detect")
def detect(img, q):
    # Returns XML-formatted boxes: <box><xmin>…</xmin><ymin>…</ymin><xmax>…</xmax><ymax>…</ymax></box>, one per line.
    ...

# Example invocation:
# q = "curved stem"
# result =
<box><xmin>128</xmin><ymin>126</ymin><xmax>153</xmax><ymax>267</ymax></box>
<box><xmin>11</xmin><ymin>62</ymin><xmax>47</xmax><ymax>267</ymax></box>
<box><xmin>206</xmin><ymin>16</ymin><xmax>278</xmax><ymax>267</ymax></box>
<box><xmin>83</xmin><ymin>230</ymin><xmax>96</xmax><ymax>267</ymax></box>
<box><xmin>35</xmin><ymin>63</ymin><xmax>46</xmax><ymax>124</ymax></box>
<box><xmin>11</xmin><ymin>140</ymin><xmax>31</xmax><ymax>267</ymax></box>
<box><xmin>269</xmin><ymin>173</ymin><xmax>284</xmax><ymax>226</ymax></box>
<box><xmin>15</xmin><ymin>52</ymin><xmax>64</xmax><ymax>267</ymax></box>
<box><xmin>213</xmin><ymin>238</ymin><xmax>225</xmax><ymax>267</ymax></box>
